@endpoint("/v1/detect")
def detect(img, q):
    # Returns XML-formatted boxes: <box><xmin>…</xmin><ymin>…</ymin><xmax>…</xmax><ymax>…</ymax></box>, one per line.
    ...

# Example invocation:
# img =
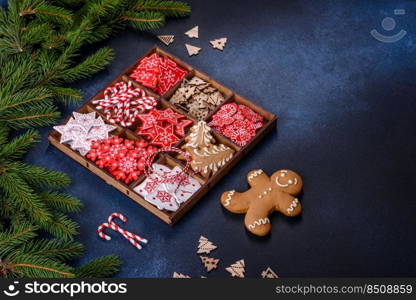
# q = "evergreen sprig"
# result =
<box><xmin>0</xmin><ymin>128</ymin><xmax>122</xmax><ymax>278</ymax></box>
<box><xmin>75</xmin><ymin>255</ymin><xmax>122</xmax><ymax>278</ymax></box>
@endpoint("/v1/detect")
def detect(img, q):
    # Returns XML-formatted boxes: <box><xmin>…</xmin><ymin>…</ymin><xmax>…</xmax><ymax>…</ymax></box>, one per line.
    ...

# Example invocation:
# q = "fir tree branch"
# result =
<box><xmin>10</xmin><ymin>162</ymin><xmax>71</xmax><ymax>189</ymax></box>
<box><xmin>75</xmin><ymin>255</ymin><xmax>122</xmax><ymax>278</ymax></box>
<box><xmin>0</xmin><ymin>54</ymin><xmax>34</xmax><ymax>93</ymax></box>
<box><xmin>1</xmin><ymin>103</ymin><xmax>60</xmax><ymax>129</ymax></box>
<box><xmin>19</xmin><ymin>239</ymin><xmax>84</xmax><ymax>261</ymax></box>
<box><xmin>47</xmin><ymin>86</ymin><xmax>82</xmax><ymax>104</ymax></box>
<box><xmin>0</xmin><ymin>88</ymin><xmax>52</xmax><ymax>112</ymax></box>
<box><xmin>85</xmin><ymin>0</ymin><xmax>123</xmax><ymax>18</ymax></box>
<box><xmin>123</xmin><ymin>11</ymin><xmax>165</xmax><ymax>30</ymax></box>
<box><xmin>0</xmin><ymin>129</ymin><xmax>39</xmax><ymax>160</ymax></box>
<box><xmin>0</xmin><ymin>126</ymin><xmax>9</xmax><ymax>145</ymax></box>
<box><xmin>0</xmin><ymin>223</ymin><xmax>38</xmax><ymax>257</ymax></box>
<box><xmin>40</xmin><ymin>212</ymin><xmax>78</xmax><ymax>241</ymax></box>
<box><xmin>60</xmin><ymin>47</ymin><xmax>114</xmax><ymax>83</ymax></box>
<box><xmin>134</xmin><ymin>0</ymin><xmax>191</xmax><ymax>17</ymax></box>
<box><xmin>7</xmin><ymin>254</ymin><xmax>74</xmax><ymax>278</ymax></box>
<box><xmin>19</xmin><ymin>3</ymin><xmax>73</xmax><ymax>25</ymax></box>
<box><xmin>0</xmin><ymin>172</ymin><xmax>51</xmax><ymax>223</ymax></box>
<box><xmin>39</xmin><ymin>190</ymin><xmax>82</xmax><ymax>213</ymax></box>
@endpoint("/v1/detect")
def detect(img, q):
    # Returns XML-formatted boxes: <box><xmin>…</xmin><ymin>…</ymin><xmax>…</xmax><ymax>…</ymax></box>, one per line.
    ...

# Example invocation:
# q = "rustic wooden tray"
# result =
<box><xmin>48</xmin><ymin>46</ymin><xmax>277</xmax><ymax>225</ymax></box>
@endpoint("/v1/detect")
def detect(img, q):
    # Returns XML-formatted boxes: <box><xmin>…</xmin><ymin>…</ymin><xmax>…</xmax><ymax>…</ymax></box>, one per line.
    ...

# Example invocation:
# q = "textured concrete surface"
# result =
<box><xmin>11</xmin><ymin>0</ymin><xmax>416</xmax><ymax>277</ymax></box>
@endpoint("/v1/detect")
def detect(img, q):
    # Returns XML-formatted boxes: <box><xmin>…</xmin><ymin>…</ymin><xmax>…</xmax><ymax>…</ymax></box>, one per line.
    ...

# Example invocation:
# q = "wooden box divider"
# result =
<box><xmin>48</xmin><ymin>46</ymin><xmax>277</xmax><ymax>225</ymax></box>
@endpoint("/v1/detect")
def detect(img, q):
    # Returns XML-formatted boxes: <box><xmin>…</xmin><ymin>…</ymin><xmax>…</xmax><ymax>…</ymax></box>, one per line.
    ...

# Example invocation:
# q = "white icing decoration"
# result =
<box><xmin>286</xmin><ymin>198</ymin><xmax>299</xmax><ymax>214</ymax></box>
<box><xmin>223</xmin><ymin>190</ymin><xmax>235</xmax><ymax>207</ymax></box>
<box><xmin>257</xmin><ymin>185</ymin><xmax>272</xmax><ymax>199</ymax></box>
<box><xmin>248</xmin><ymin>169</ymin><xmax>263</xmax><ymax>181</ymax></box>
<box><xmin>276</xmin><ymin>172</ymin><xmax>298</xmax><ymax>188</ymax></box>
<box><xmin>192</xmin><ymin>145</ymin><xmax>233</xmax><ymax>174</ymax></box>
<box><xmin>184</xmin><ymin>121</ymin><xmax>213</xmax><ymax>148</ymax></box>
<box><xmin>248</xmin><ymin>218</ymin><xmax>270</xmax><ymax>229</ymax></box>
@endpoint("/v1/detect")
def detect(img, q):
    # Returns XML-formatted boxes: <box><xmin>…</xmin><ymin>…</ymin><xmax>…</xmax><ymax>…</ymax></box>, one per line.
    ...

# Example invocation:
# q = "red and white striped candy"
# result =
<box><xmin>97</xmin><ymin>212</ymin><xmax>148</xmax><ymax>250</ymax></box>
<box><xmin>92</xmin><ymin>81</ymin><xmax>157</xmax><ymax>128</ymax></box>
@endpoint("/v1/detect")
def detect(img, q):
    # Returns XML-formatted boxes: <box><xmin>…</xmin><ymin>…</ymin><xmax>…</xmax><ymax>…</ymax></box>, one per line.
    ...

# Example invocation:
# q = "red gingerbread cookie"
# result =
<box><xmin>220</xmin><ymin>169</ymin><xmax>303</xmax><ymax>236</ymax></box>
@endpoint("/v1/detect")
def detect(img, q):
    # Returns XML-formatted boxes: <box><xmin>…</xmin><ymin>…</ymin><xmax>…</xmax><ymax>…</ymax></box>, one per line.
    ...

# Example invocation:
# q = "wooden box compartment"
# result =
<box><xmin>164</xmin><ymin>68</ymin><xmax>234</xmax><ymax>120</ymax></box>
<box><xmin>48</xmin><ymin>46</ymin><xmax>277</xmax><ymax>225</ymax></box>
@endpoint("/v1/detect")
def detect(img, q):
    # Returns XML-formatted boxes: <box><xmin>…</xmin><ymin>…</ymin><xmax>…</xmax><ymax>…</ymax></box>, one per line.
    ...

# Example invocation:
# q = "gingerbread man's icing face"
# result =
<box><xmin>271</xmin><ymin>170</ymin><xmax>303</xmax><ymax>195</ymax></box>
<box><xmin>220</xmin><ymin>169</ymin><xmax>303</xmax><ymax>236</ymax></box>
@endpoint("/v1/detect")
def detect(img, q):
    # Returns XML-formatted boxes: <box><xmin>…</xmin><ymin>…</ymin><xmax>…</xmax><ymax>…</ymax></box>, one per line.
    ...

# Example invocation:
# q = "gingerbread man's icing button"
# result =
<box><xmin>220</xmin><ymin>169</ymin><xmax>303</xmax><ymax>236</ymax></box>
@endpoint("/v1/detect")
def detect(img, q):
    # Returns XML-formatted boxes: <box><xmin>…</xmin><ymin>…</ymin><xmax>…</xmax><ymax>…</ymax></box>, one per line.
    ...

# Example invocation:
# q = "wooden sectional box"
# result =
<box><xmin>48</xmin><ymin>46</ymin><xmax>277</xmax><ymax>225</ymax></box>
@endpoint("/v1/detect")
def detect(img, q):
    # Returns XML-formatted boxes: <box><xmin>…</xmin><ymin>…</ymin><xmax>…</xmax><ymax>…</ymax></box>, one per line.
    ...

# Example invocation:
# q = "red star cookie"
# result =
<box><xmin>157</xmin><ymin>107</ymin><xmax>185</xmax><ymax>125</ymax></box>
<box><xmin>151</xmin><ymin>124</ymin><xmax>180</xmax><ymax>147</ymax></box>
<box><xmin>175</xmin><ymin>119</ymin><xmax>193</xmax><ymax>136</ymax></box>
<box><xmin>138</xmin><ymin>109</ymin><xmax>161</xmax><ymax>129</ymax></box>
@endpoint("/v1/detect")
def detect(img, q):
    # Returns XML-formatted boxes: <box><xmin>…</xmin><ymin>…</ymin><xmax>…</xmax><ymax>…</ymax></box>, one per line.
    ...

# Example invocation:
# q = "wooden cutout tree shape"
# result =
<box><xmin>197</xmin><ymin>235</ymin><xmax>218</xmax><ymax>254</ymax></box>
<box><xmin>182</xmin><ymin>86</ymin><xmax>196</xmax><ymax>100</ymax></box>
<box><xmin>188</xmin><ymin>77</ymin><xmax>206</xmax><ymax>86</ymax></box>
<box><xmin>210</xmin><ymin>38</ymin><xmax>227</xmax><ymax>50</ymax></box>
<box><xmin>185</xmin><ymin>44</ymin><xmax>201</xmax><ymax>56</ymax></box>
<box><xmin>182</xmin><ymin>121</ymin><xmax>234</xmax><ymax>178</ymax></box>
<box><xmin>157</xmin><ymin>35</ymin><xmax>174</xmax><ymax>46</ymax></box>
<box><xmin>173</xmin><ymin>272</ymin><xmax>191</xmax><ymax>278</ymax></box>
<box><xmin>184</xmin><ymin>121</ymin><xmax>214</xmax><ymax>149</ymax></box>
<box><xmin>261</xmin><ymin>267</ymin><xmax>278</xmax><ymax>278</ymax></box>
<box><xmin>226</xmin><ymin>259</ymin><xmax>245</xmax><ymax>278</ymax></box>
<box><xmin>190</xmin><ymin>144</ymin><xmax>234</xmax><ymax>177</ymax></box>
<box><xmin>185</xmin><ymin>26</ymin><xmax>199</xmax><ymax>38</ymax></box>
<box><xmin>200</xmin><ymin>256</ymin><xmax>220</xmax><ymax>272</ymax></box>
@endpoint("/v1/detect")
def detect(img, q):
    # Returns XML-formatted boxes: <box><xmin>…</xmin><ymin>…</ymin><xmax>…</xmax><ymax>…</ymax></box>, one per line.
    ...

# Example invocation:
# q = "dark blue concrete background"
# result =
<box><xmin>8</xmin><ymin>0</ymin><xmax>416</xmax><ymax>277</ymax></box>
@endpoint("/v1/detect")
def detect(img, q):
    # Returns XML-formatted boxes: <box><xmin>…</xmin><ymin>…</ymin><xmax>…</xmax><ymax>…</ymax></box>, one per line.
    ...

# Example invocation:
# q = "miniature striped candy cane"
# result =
<box><xmin>107</xmin><ymin>222</ymin><xmax>145</xmax><ymax>250</ymax></box>
<box><xmin>97</xmin><ymin>212</ymin><xmax>148</xmax><ymax>250</ymax></box>
<box><xmin>97</xmin><ymin>223</ymin><xmax>145</xmax><ymax>250</ymax></box>
<box><xmin>107</xmin><ymin>213</ymin><xmax>147</xmax><ymax>245</ymax></box>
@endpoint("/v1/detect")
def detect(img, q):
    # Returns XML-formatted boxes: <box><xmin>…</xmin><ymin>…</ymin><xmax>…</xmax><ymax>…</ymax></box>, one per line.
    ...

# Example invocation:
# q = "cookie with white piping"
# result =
<box><xmin>220</xmin><ymin>169</ymin><xmax>303</xmax><ymax>236</ymax></box>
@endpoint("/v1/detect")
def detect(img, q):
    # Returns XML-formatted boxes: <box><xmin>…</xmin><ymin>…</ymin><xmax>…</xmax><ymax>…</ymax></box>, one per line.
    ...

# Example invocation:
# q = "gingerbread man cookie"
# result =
<box><xmin>220</xmin><ymin>169</ymin><xmax>303</xmax><ymax>236</ymax></box>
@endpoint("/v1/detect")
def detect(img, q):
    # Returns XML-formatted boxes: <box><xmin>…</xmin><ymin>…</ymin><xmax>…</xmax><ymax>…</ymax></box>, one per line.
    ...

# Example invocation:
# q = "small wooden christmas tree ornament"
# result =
<box><xmin>226</xmin><ymin>259</ymin><xmax>245</xmax><ymax>278</ymax></box>
<box><xmin>185</xmin><ymin>44</ymin><xmax>201</xmax><ymax>56</ymax></box>
<box><xmin>185</xmin><ymin>26</ymin><xmax>199</xmax><ymax>38</ymax></box>
<box><xmin>197</xmin><ymin>235</ymin><xmax>218</xmax><ymax>254</ymax></box>
<box><xmin>157</xmin><ymin>35</ymin><xmax>174</xmax><ymax>46</ymax></box>
<box><xmin>181</xmin><ymin>121</ymin><xmax>234</xmax><ymax>177</ymax></box>
<box><xmin>173</xmin><ymin>272</ymin><xmax>191</xmax><ymax>278</ymax></box>
<box><xmin>200</xmin><ymin>256</ymin><xmax>220</xmax><ymax>272</ymax></box>
<box><xmin>261</xmin><ymin>267</ymin><xmax>278</xmax><ymax>278</ymax></box>
<box><xmin>210</xmin><ymin>37</ymin><xmax>227</xmax><ymax>50</ymax></box>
